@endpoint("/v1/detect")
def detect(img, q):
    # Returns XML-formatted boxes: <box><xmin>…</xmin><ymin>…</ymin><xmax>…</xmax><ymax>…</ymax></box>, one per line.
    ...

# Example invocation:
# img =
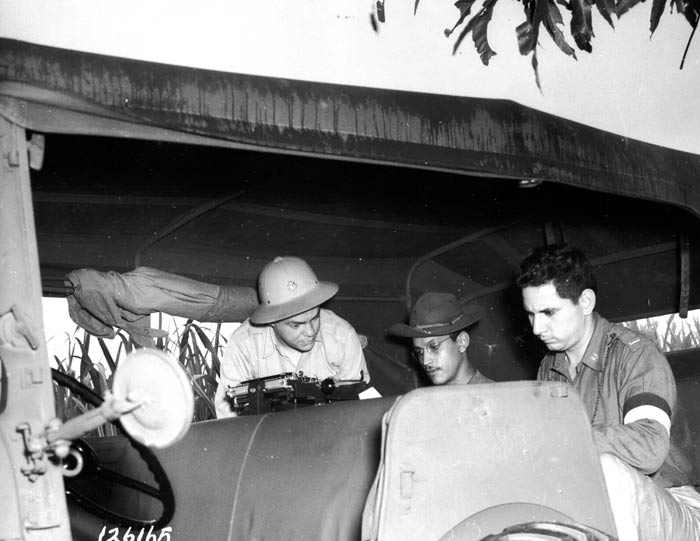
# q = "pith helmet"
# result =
<box><xmin>250</xmin><ymin>256</ymin><xmax>339</xmax><ymax>325</ymax></box>
<box><xmin>388</xmin><ymin>292</ymin><xmax>484</xmax><ymax>338</ymax></box>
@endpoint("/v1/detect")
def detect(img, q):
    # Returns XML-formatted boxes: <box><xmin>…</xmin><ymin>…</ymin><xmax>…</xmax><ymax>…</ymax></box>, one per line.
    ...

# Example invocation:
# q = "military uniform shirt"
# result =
<box><xmin>537</xmin><ymin>312</ymin><xmax>688</xmax><ymax>487</ymax></box>
<box><xmin>215</xmin><ymin>308</ymin><xmax>369</xmax><ymax>418</ymax></box>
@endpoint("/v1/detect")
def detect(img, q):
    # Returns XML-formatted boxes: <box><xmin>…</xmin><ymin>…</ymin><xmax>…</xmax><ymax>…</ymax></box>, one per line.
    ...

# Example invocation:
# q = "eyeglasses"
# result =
<box><xmin>411</xmin><ymin>336</ymin><xmax>452</xmax><ymax>363</ymax></box>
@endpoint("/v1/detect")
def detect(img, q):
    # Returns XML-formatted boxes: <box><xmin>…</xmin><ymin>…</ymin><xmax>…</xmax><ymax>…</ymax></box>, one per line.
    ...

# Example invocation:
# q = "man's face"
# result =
<box><xmin>412</xmin><ymin>334</ymin><xmax>464</xmax><ymax>385</ymax></box>
<box><xmin>273</xmin><ymin>307</ymin><xmax>321</xmax><ymax>352</ymax></box>
<box><xmin>521</xmin><ymin>282</ymin><xmax>587</xmax><ymax>353</ymax></box>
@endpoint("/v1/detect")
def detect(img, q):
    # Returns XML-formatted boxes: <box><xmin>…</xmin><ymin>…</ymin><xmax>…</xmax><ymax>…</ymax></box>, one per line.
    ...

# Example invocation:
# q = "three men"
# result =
<box><xmin>516</xmin><ymin>243</ymin><xmax>700</xmax><ymax>540</ymax></box>
<box><xmin>389</xmin><ymin>292</ymin><xmax>491</xmax><ymax>385</ymax></box>
<box><xmin>214</xmin><ymin>256</ymin><xmax>369</xmax><ymax>418</ymax></box>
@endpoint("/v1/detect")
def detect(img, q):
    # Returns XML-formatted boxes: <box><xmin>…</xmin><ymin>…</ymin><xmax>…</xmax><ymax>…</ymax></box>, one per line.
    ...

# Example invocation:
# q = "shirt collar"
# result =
<box><xmin>579</xmin><ymin>312</ymin><xmax>612</xmax><ymax>372</ymax></box>
<box><xmin>549</xmin><ymin>352</ymin><xmax>570</xmax><ymax>379</ymax></box>
<box><xmin>549</xmin><ymin>312</ymin><xmax>609</xmax><ymax>377</ymax></box>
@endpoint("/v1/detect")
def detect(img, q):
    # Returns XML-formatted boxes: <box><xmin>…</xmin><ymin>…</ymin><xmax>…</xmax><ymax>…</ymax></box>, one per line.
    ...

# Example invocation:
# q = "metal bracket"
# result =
<box><xmin>27</xmin><ymin>133</ymin><xmax>45</xmax><ymax>171</ymax></box>
<box><xmin>550</xmin><ymin>383</ymin><xmax>569</xmax><ymax>397</ymax></box>
<box><xmin>0</xmin><ymin>305</ymin><xmax>40</xmax><ymax>349</ymax></box>
<box><xmin>16</xmin><ymin>422</ymin><xmax>47</xmax><ymax>481</ymax></box>
<box><xmin>4</xmin><ymin>147</ymin><xmax>20</xmax><ymax>167</ymax></box>
<box><xmin>679</xmin><ymin>229</ymin><xmax>690</xmax><ymax>318</ymax></box>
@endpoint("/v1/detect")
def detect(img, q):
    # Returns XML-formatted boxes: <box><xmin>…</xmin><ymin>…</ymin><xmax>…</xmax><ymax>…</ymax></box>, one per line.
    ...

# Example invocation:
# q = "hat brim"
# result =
<box><xmin>388</xmin><ymin>305</ymin><xmax>484</xmax><ymax>338</ymax></box>
<box><xmin>250</xmin><ymin>281</ymin><xmax>339</xmax><ymax>325</ymax></box>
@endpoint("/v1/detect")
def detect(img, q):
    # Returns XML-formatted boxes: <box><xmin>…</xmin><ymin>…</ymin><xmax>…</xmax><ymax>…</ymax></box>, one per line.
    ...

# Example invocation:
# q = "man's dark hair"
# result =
<box><xmin>515</xmin><ymin>243</ymin><xmax>597</xmax><ymax>302</ymax></box>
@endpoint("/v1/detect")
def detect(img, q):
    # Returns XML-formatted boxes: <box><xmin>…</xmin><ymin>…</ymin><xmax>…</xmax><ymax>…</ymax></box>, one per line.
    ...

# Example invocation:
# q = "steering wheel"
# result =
<box><xmin>52</xmin><ymin>368</ymin><xmax>175</xmax><ymax>529</ymax></box>
<box><xmin>478</xmin><ymin>521</ymin><xmax>617</xmax><ymax>540</ymax></box>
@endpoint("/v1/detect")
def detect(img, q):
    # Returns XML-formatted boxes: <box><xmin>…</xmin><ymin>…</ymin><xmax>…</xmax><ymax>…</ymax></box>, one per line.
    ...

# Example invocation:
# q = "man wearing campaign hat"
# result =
<box><xmin>389</xmin><ymin>292</ymin><xmax>492</xmax><ymax>386</ymax></box>
<box><xmin>215</xmin><ymin>256</ymin><xmax>369</xmax><ymax>418</ymax></box>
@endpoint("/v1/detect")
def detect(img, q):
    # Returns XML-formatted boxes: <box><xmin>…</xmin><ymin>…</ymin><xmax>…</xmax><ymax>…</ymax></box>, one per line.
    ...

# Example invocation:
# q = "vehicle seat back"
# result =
<box><xmin>361</xmin><ymin>381</ymin><xmax>617</xmax><ymax>541</ymax></box>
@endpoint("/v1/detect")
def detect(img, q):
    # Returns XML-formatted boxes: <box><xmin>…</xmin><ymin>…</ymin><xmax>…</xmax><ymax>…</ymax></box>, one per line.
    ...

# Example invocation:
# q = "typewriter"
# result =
<box><xmin>225</xmin><ymin>371</ymin><xmax>369</xmax><ymax>415</ymax></box>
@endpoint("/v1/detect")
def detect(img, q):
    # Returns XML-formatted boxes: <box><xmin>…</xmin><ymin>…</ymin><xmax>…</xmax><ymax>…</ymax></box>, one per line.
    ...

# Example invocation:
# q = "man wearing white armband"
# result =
<box><xmin>516</xmin><ymin>243</ymin><xmax>700</xmax><ymax>541</ymax></box>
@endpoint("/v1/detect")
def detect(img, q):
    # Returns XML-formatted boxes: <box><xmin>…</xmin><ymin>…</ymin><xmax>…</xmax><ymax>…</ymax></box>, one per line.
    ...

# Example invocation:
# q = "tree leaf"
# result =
<box><xmin>614</xmin><ymin>0</ymin><xmax>646</xmax><ymax>19</ymax></box>
<box><xmin>516</xmin><ymin>0</ymin><xmax>548</xmax><ymax>56</ymax></box>
<box><xmin>546</xmin><ymin>2</ymin><xmax>565</xmax><ymax>30</ymax></box>
<box><xmin>544</xmin><ymin>1</ymin><xmax>578</xmax><ymax>57</ymax></box>
<box><xmin>671</xmin><ymin>0</ymin><xmax>700</xmax><ymax>27</ymax></box>
<box><xmin>445</xmin><ymin>0</ymin><xmax>478</xmax><ymax>37</ymax></box>
<box><xmin>376</xmin><ymin>0</ymin><xmax>386</xmax><ymax>23</ymax></box>
<box><xmin>517</xmin><ymin>19</ymin><xmax>538</xmax><ymax>55</ymax></box>
<box><xmin>596</xmin><ymin>0</ymin><xmax>616</xmax><ymax>27</ymax></box>
<box><xmin>570</xmin><ymin>0</ymin><xmax>594</xmax><ymax>51</ymax></box>
<box><xmin>472</xmin><ymin>0</ymin><xmax>499</xmax><ymax>65</ymax></box>
<box><xmin>679</xmin><ymin>18</ymin><xmax>698</xmax><ymax>69</ymax></box>
<box><xmin>650</xmin><ymin>0</ymin><xmax>668</xmax><ymax>33</ymax></box>
<box><xmin>532</xmin><ymin>48</ymin><xmax>542</xmax><ymax>91</ymax></box>
<box><xmin>452</xmin><ymin>0</ymin><xmax>498</xmax><ymax>63</ymax></box>
<box><xmin>517</xmin><ymin>0</ymin><xmax>545</xmax><ymax>89</ymax></box>
<box><xmin>455</xmin><ymin>0</ymin><xmax>476</xmax><ymax>16</ymax></box>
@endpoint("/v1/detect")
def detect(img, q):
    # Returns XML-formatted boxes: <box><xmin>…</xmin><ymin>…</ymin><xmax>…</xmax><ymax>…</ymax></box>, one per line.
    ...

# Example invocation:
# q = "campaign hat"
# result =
<box><xmin>388</xmin><ymin>292</ymin><xmax>484</xmax><ymax>338</ymax></box>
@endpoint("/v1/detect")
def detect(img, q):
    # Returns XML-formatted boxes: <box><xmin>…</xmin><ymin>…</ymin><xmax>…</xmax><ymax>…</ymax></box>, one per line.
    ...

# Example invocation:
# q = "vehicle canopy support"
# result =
<box><xmin>0</xmin><ymin>116</ymin><xmax>72</xmax><ymax>540</ymax></box>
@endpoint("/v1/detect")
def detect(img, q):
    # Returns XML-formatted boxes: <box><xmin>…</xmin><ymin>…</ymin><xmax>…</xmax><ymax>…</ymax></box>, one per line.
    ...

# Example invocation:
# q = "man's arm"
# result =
<box><xmin>214</xmin><ymin>328</ymin><xmax>257</xmax><ymax>418</ymax></box>
<box><xmin>592</xmin><ymin>339</ymin><xmax>675</xmax><ymax>474</ymax></box>
<box><xmin>336</xmin><ymin>327</ymin><xmax>370</xmax><ymax>383</ymax></box>
<box><xmin>320</xmin><ymin>310</ymin><xmax>370</xmax><ymax>383</ymax></box>
<box><xmin>593</xmin><ymin>419</ymin><xmax>670</xmax><ymax>474</ymax></box>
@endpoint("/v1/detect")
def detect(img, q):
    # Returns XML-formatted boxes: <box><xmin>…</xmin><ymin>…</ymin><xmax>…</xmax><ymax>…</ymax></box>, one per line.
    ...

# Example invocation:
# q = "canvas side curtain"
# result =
<box><xmin>65</xmin><ymin>267</ymin><xmax>258</xmax><ymax>347</ymax></box>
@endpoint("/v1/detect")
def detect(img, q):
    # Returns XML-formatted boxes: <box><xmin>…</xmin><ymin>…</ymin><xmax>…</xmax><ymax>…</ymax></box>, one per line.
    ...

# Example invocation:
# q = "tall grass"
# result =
<box><xmin>52</xmin><ymin>317</ymin><xmax>228</xmax><ymax>429</ymax></box>
<box><xmin>622</xmin><ymin>314</ymin><xmax>700</xmax><ymax>352</ymax></box>
<box><xmin>161</xmin><ymin>316</ymin><xmax>223</xmax><ymax>421</ymax></box>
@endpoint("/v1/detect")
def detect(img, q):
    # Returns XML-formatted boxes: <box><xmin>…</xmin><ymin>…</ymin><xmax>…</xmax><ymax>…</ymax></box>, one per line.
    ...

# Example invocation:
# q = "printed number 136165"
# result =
<box><xmin>98</xmin><ymin>526</ymin><xmax>172</xmax><ymax>541</ymax></box>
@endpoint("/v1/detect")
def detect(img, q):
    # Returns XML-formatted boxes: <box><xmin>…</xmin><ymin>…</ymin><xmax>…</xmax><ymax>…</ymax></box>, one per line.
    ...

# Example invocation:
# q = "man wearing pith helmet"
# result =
<box><xmin>389</xmin><ymin>292</ymin><xmax>492</xmax><ymax>386</ymax></box>
<box><xmin>215</xmin><ymin>256</ymin><xmax>370</xmax><ymax>418</ymax></box>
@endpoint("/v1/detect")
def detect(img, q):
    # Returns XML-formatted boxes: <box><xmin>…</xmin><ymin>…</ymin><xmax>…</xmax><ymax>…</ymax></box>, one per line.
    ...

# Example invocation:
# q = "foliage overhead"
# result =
<box><xmin>375</xmin><ymin>0</ymin><xmax>699</xmax><ymax>84</ymax></box>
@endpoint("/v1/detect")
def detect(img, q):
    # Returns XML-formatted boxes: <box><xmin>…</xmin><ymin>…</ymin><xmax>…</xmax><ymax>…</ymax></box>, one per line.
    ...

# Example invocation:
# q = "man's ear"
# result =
<box><xmin>579</xmin><ymin>288</ymin><xmax>597</xmax><ymax>315</ymax></box>
<box><xmin>457</xmin><ymin>330</ymin><xmax>470</xmax><ymax>352</ymax></box>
